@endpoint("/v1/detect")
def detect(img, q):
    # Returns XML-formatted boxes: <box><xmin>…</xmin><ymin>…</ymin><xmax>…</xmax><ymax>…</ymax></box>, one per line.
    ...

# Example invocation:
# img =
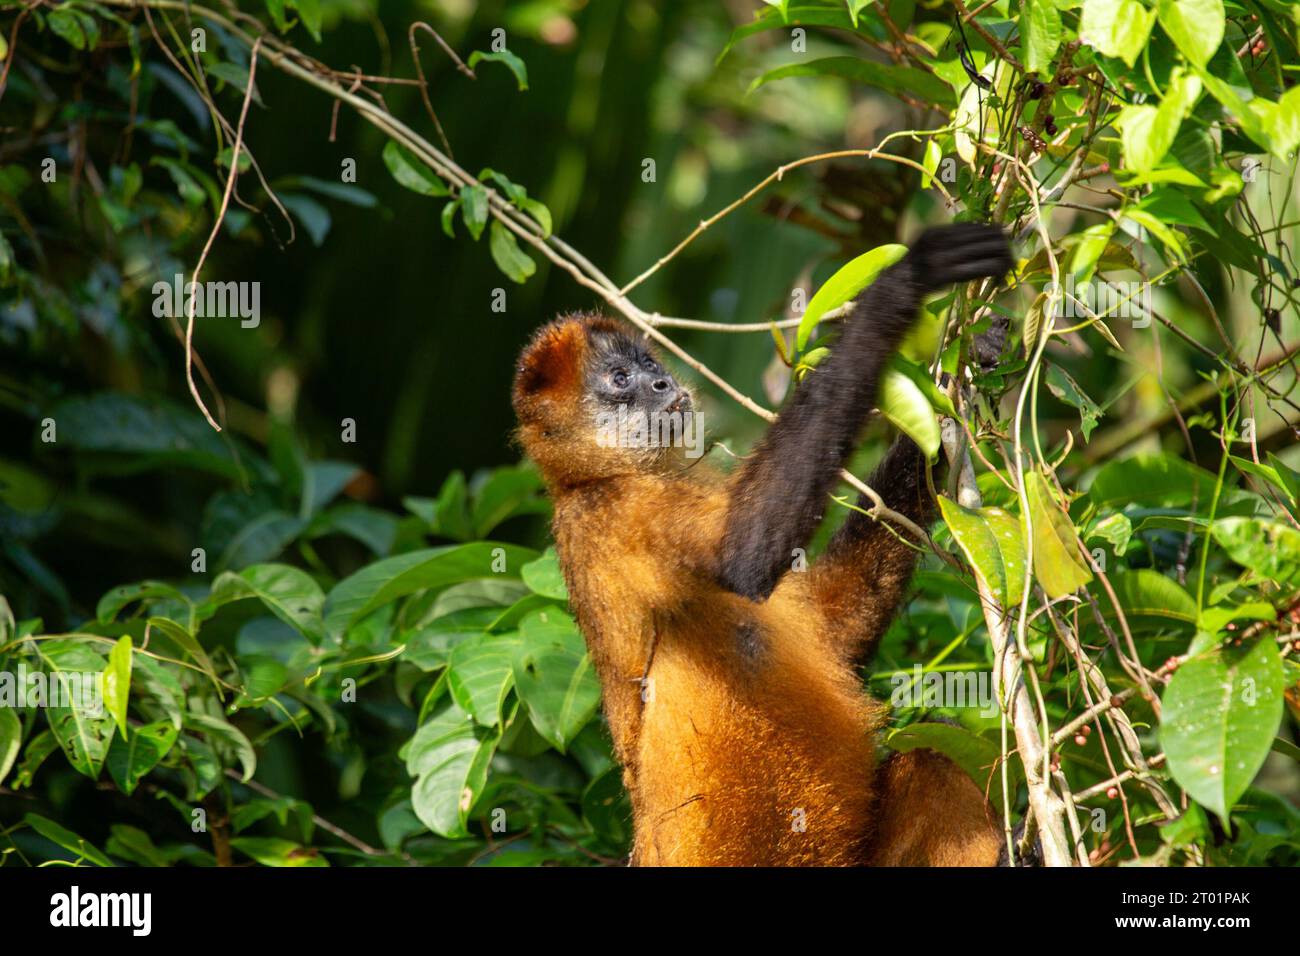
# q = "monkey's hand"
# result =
<box><xmin>906</xmin><ymin>222</ymin><xmax>1013</xmax><ymax>293</ymax></box>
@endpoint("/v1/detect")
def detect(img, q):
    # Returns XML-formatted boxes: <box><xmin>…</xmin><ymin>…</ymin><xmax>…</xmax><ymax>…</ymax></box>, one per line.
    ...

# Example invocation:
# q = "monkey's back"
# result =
<box><xmin>551</xmin><ymin>472</ymin><xmax>885</xmax><ymax>866</ymax></box>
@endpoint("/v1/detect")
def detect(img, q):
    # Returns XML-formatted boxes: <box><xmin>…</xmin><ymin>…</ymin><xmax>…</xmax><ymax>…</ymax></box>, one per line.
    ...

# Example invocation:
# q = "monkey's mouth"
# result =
<box><xmin>665</xmin><ymin>391</ymin><xmax>693</xmax><ymax>414</ymax></box>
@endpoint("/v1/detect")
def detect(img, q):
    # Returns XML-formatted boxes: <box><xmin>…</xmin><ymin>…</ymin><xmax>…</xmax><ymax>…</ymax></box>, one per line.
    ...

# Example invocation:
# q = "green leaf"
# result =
<box><xmin>406</xmin><ymin>700</ymin><xmax>499</xmax><ymax>838</ymax></box>
<box><xmin>1080</xmin><ymin>0</ymin><xmax>1156</xmax><ymax>67</ymax></box>
<box><xmin>797</xmin><ymin>245</ymin><xmax>907</xmax><ymax>351</ymax></box>
<box><xmin>468</xmin><ymin>49</ymin><xmax>529</xmax><ymax>90</ymax></box>
<box><xmin>1157</xmin><ymin>0</ymin><xmax>1224</xmax><ymax>69</ymax></box>
<box><xmin>1104</xmin><ymin>569</ymin><xmax>1199</xmax><ymax>625</ymax></box>
<box><xmin>582</xmin><ymin>765</ymin><xmax>632</xmax><ymax>844</ymax></box>
<box><xmin>717</xmin><ymin>3</ymin><xmax>855</xmax><ymax>63</ymax></box>
<box><xmin>512</xmin><ymin>608</ymin><xmax>600</xmax><ymax>751</ymax></box>
<box><xmin>103</xmin><ymin>636</ymin><xmax>132</xmax><ymax>737</ymax></box>
<box><xmin>106</xmin><ymin>721</ymin><xmax>178</xmax><ymax>795</ymax></box>
<box><xmin>1210</xmin><ymin>518</ymin><xmax>1300</xmax><ymax>584</ymax></box>
<box><xmin>293</xmin><ymin>0</ymin><xmax>322</xmax><ymax>41</ymax></box>
<box><xmin>23</xmin><ymin>813</ymin><xmax>113</xmax><ymax>866</ymax></box>
<box><xmin>210</xmin><ymin>564</ymin><xmax>327</xmax><ymax>645</ymax></box>
<box><xmin>1021</xmin><ymin>0</ymin><xmax>1063</xmax><ymax>75</ymax></box>
<box><xmin>520</xmin><ymin>547</ymin><xmax>568</xmax><ymax>601</ymax></box>
<box><xmin>447</xmin><ymin>631</ymin><xmax>522</xmax><ymax>726</ymax></box>
<box><xmin>97</xmin><ymin>581</ymin><xmax>190</xmax><ymax>625</ymax></box>
<box><xmin>186</xmin><ymin>712</ymin><xmax>256</xmax><ymax>781</ymax></box>
<box><xmin>47</xmin><ymin>8</ymin><xmax>100</xmax><ymax>51</ymax></box>
<box><xmin>748</xmin><ymin>56</ymin><xmax>955</xmax><ymax>108</ymax></box>
<box><xmin>1088</xmin><ymin>453</ymin><xmax>1217</xmax><ymax>509</ymax></box>
<box><xmin>0</xmin><ymin>706</ymin><xmax>20</xmax><ymax>787</ymax></box>
<box><xmin>1267</xmin><ymin>453</ymin><xmax>1300</xmax><ymax>505</ymax></box>
<box><xmin>938</xmin><ymin>499</ymin><xmax>1026</xmax><ymax>609</ymax></box>
<box><xmin>520</xmin><ymin>197</ymin><xmax>552</xmax><ymax>237</ymax></box>
<box><xmin>921</xmin><ymin>138</ymin><xmax>942</xmax><ymax>189</ymax></box>
<box><xmin>1044</xmin><ymin>364</ymin><xmax>1102</xmax><ymax>440</ymax></box>
<box><xmin>231</xmin><ymin>836</ymin><xmax>329</xmax><ymax>867</ymax></box>
<box><xmin>460</xmin><ymin>184</ymin><xmax>489</xmax><ymax>240</ymax></box>
<box><xmin>35</xmin><ymin>640</ymin><xmax>115</xmax><ymax>779</ymax></box>
<box><xmin>488</xmin><ymin>220</ymin><xmax>536</xmax><ymax>283</ymax></box>
<box><xmin>325</xmin><ymin>542</ymin><xmax>539</xmax><ymax>637</ymax></box>
<box><xmin>381</xmin><ymin>141</ymin><xmax>449</xmax><ymax>197</ymax></box>
<box><xmin>468</xmin><ymin>465</ymin><xmax>548</xmax><ymax>537</ymax></box>
<box><xmin>207</xmin><ymin>61</ymin><xmax>263</xmax><ymax>107</ymax></box>
<box><xmin>402</xmin><ymin>606</ymin><xmax>499</xmax><ymax>672</ymax></box>
<box><xmin>879</xmin><ymin>368</ymin><xmax>941</xmax><ymax>460</ymax></box>
<box><xmin>1161</xmin><ymin>637</ymin><xmax>1285</xmax><ymax>826</ymax></box>
<box><xmin>1117</xmin><ymin>70</ymin><xmax>1202</xmax><ymax>172</ymax></box>
<box><xmin>51</xmin><ymin>394</ymin><xmax>251</xmax><ymax>480</ymax></box>
<box><xmin>1025</xmin><ymin>471</ymin><xmax>1093</xmax><ymax>598</ymax></box>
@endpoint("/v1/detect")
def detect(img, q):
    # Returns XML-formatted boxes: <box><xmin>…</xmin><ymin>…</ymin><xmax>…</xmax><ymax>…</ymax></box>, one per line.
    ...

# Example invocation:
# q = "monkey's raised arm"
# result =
<box><xmin>715</xmin><ymin>223</ymin><xmax>1012</xmax><ymax>602</ymax></box>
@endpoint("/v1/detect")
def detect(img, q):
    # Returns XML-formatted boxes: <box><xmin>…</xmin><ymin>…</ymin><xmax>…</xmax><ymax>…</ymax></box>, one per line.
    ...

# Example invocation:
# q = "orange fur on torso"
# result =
<box><xmin>551</xmin><ymin>471</ymin><xmax>886</xmax><ymax>866</ymax></box>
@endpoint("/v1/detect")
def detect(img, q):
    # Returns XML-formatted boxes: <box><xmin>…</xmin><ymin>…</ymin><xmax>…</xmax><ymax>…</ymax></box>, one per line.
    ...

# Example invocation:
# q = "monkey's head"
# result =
<box><xmin>513</xmin><ymin>314</ymin><xmax>696</xmax><ymax>486</ymax></box>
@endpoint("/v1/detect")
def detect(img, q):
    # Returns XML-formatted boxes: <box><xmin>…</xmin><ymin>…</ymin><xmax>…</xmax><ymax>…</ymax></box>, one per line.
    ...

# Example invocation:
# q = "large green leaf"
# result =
<box><xmin>1080</xmin><ymin>0</ymin><xmax>1156</xmax><ymax>66</ymax></box>
<box><xmin>447</xmin><ymin>631</ymin><xmax>522</xmax><ymax>727</ymax></box>
<box><xmin>406</xmin><ymin>700</ymin><xmax>499</xmax><ymax>838</ymax></box>
<box><xmin>211</xmin><ymin>564</ymin><xmax>327</xmax><ymax>644</ymax></box>
<box><xmin>50</xmin><ymin>394</ymin><xmax>256</xmax><ymax>480</ymax></box>
<box><xmin>938</xmin><ymin>499</ymin><xmax>1027</xmax><ymax>609</ymax></box>
<box><xmin>324</xmin><ymin>542</ymin><xmax>539</xmax><ymax>637</ymax></box>
<box><xmin>1157</xmin><ymin>0</ymin><xmax>1225</xmax><ymax>69</ymax></box>
<box><xmin>1161</xmin><ymin>637</ymin><xmax>1285</xmax><ymax>826</ymax></box>
<box><xmin>1117</xmin><ymin>69</ymin><xmax>1202</xmax><ymax>172</ymax></box>
<box><xmin>1103</xmin><ymin>569</ymin><xmax>1198</xmax><ymax>625</ymax></box>
<box><xmin>512</xmin><ymin>608</ymin><xmax>600</xmax><ymax>751</ymax></box>
<box><xmin>1088</xmin><ymin>453</ymin><xmax>1217</xmax><ymax>509</ymax></box>
<box><xmin>1025</xmin><ymin>472</ymin><xmax>1093</xmax><ymax>598</ymax></box>
<box><xmin>1021</xmin><ymin>0</ymin><xmax>1063</xmax><ymax>75</ymax></box>
<box><xmin>1210</xmin><ymin>517</ymin><xmax>1300</xmax><ymax>585</ymax></box>
<box><xmin>796</xmin><ymin>244</ymin><xmax>907</xmax><ymax>351</ymax></box>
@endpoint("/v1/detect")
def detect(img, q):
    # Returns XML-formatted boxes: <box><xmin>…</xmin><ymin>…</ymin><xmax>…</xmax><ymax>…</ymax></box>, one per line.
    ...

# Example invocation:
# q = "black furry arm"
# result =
<box><xmin>714</xmin><ymin>223</ymin><xmax>1011</xmax><ymax>602</ymax></box>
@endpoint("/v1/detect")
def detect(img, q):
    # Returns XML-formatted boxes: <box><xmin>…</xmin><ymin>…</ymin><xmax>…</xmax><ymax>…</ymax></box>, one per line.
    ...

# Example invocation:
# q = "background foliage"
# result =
<box><xmin>1</xmin><ymin>0</ymin><xmax>1298</xmax><ymax>866</ymax></box>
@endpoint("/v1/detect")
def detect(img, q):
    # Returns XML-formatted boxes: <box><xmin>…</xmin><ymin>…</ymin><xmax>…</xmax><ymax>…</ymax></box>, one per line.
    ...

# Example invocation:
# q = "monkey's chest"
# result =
<box><xmin>627</xmin><ymin>622</ymin><xmax>878</xmax><ymax>866</ymax></box>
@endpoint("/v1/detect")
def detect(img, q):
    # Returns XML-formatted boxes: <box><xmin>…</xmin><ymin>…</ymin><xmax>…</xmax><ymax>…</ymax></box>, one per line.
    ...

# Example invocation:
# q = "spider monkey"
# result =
<box><xmin>512</xmin><ymin>223</ymin><xmax>1014</xmax><ymax>866</ymax></box>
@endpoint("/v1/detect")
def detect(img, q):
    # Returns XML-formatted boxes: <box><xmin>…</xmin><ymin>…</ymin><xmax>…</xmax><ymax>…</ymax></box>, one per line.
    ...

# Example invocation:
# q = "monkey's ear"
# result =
<box><xmin>512</xmin><ymin>318</ymin><xmax>589</xmax><ymax>420</ymax></box>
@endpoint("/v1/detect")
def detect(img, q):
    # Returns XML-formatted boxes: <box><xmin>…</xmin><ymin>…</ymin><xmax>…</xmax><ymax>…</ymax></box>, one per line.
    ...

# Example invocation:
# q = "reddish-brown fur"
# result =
<box><xmin>513</xmin><ymin>313</ymin><xmax>1002</xmax><ymax>866</ymax></box>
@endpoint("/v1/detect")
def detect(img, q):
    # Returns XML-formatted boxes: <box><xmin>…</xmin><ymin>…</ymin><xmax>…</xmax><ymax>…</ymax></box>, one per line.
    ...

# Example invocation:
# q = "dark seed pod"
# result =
<box><xmin>1043</xmin><ymin>115</ymin><xmax>1058</xmax><ymax>136</ymax></box>
<box><xmin>1028</xmin><ymin>80</ymin><xmax>1046</xmax><ymax>100</ymax></box>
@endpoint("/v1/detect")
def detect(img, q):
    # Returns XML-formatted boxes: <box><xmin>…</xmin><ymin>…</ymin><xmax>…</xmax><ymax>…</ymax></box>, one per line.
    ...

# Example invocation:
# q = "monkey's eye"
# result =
<box><xmin>611</xmin><ymin>369</ymin><xmax>630</xmax><ymax>389</ymax></box>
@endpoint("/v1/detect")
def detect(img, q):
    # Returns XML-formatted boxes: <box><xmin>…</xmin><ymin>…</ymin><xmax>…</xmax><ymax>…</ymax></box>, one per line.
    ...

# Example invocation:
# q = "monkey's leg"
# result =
<box><xmin>810</xmin><ymin>434</ymin><xmax>932</xmax><ymax>663</ymax></box>
<box><xmin>868</xmin><ymin>748</ymin><xmax>1003</xmax><ymax>866</ymax></box>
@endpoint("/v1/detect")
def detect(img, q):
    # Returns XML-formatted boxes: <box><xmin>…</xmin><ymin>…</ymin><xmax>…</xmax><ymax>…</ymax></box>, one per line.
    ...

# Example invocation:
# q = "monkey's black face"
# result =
<box><xmin>585</xmin><ymin>329</ymin><xmax>697</xmax><ymax>457</ymax></box>
<box><xmin>586</xmin><ymin>331</ymin><xmax>691</xmax><ymax>417</ymax></box>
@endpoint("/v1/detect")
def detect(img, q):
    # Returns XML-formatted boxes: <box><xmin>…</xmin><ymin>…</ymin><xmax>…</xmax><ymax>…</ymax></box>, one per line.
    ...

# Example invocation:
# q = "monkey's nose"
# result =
<box><xmin>651</xmin><ymin>378</ymin><xmax>671</xmax><ymax>392</ymax></box>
